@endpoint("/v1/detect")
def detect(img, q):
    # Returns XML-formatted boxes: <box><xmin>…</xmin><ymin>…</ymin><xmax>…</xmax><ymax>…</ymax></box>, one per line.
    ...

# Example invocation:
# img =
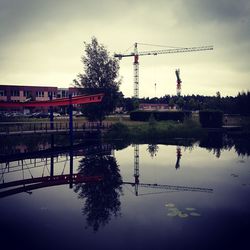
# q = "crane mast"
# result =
<box><xmin>134</xmin><ymin>43</ymin><xmax>139</xmax><ymax>99</ymax></box>
<box><xmin>175</xmin><ymin>69</ymin><xmax>182</xmax><ymax>96</ymax></box>
<box><xmin>114</xmin><ymin>43</ymin><xmax>213</xmax><ymax>98</ymax></box>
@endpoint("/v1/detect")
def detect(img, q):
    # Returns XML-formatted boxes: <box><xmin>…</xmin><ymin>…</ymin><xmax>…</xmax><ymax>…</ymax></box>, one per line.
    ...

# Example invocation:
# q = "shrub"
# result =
<box><xmin>199</xmin><ymin>110</ymin><xmax>223</xmax><ymax>128</ymax></box>
<box><xmin>106</xmin><ymin>122</ymin><xmax>130</xmax><ymax>139</ymax></box>
<box><xmin>130</xmin><ymin>110</ymin><xmax>191</xmax><ymax>122</ymax></box>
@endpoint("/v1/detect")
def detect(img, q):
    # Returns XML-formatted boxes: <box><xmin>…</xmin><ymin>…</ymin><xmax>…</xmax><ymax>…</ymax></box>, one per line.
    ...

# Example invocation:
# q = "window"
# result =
<box><xmin>48</xmin><ymin>91</ymin><xmax>56</xmax><ymax>98</ymax></box>
<box><xmin>11</xmin><ymin>90</ymin><xmax>20</xmax><ymax>96</ymax></box>
<box><xmin>36</xmin><ymin>91</ymin><xmax>44</xmax><ymax>97</ymax></box>
<box><xmin>24</xmin><ymin>91</ymin><xmax>32</xmax><ymax>97</ymax></box>
<box><xmin>62</xmin><ymin>90</ymin><xmax>68</xmax><ymax>98</ymax></box>
<box><xmin>0</xmin><ymin>90</ymin><xmax>6</xmax><ymax>96</ymax></box>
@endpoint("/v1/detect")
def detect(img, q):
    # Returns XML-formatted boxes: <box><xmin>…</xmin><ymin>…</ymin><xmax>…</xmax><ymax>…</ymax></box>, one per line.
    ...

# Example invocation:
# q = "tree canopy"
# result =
<box><xmin>74</xmin><ymin>37</ymin><xmax>121</xmax><ymax>121</ymax></box>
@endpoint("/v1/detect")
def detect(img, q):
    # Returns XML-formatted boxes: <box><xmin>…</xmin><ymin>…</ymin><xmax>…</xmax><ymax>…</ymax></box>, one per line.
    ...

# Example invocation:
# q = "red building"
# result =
<box><xmin>0</xmin><ymin>85</ymin><xmax>81</xmax><ymax>113</ymax></box>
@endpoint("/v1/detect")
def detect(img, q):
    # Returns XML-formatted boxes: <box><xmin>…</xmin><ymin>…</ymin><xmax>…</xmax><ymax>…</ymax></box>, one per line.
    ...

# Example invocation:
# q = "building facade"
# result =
<box><xmin>0</xmin><ymin>85</ymin><xmax>80</xmax><ymax>113</ymax></box>
<box><xmin>139</xmin><ymin>103</ymin><xmax>177</xmax><ymax>111</ymax></box>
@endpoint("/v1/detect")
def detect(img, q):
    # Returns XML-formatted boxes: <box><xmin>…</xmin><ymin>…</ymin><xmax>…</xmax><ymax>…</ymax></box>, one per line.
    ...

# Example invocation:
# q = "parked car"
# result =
<box><xmin>29</xmin><ymin>112</ymin><xmax>49</xmax><ymax>118</ymax></box>
<box><xmin>75</xmin><ymin>111</ymin><xmax>83</xmax><ymax>117</ymax></box>
<box><xmin>52</xmin><ymin>112</ymin><xmax>61</xmax><ymax>117</ymax></box>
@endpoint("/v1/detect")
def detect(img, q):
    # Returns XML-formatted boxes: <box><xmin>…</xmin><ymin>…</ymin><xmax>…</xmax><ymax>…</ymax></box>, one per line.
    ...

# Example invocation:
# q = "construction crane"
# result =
<box><xmin>114</xmin><ymin>43</ymin><xmax>213</xmax><ymax>98</ymax></box>
<box><xmin>175</xmin><ymin>69</ymin><xmax>182</xmax><ymax>96</ymax></box>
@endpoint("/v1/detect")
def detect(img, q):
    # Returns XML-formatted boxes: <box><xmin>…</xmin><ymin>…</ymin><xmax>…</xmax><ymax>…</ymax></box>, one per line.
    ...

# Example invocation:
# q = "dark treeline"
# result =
<box><xmin>121</xmin><ymin>91</ymin><xmax>250</xmax><ymax>115</ymax></box>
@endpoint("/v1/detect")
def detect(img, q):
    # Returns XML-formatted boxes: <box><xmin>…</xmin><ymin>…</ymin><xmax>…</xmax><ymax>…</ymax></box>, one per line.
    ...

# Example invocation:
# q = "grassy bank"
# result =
<box><xmin>105</xmin><ymin>119</ymin><xmax>207</xmax><ymax>142</ymax></box>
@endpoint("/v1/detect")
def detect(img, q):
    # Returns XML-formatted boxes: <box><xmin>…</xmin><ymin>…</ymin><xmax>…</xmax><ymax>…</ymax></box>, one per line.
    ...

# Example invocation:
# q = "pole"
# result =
<box><xmin>69</xmin><ymin>94</ymin><xmax>73</xmax><ymax>147</ymax></box>
<box><xmin>69</xmin><ymin>149</ymin><xmax>73</xmax><ymax>189</ymax></box>
<box><xmin>50</xmin><ymin>154</ymin><xmax>54</xmax><ymax>177</ymax></box>
<box><xmin>49</xmin><ymin>95</ymin><xmax>54</xmax><ymax>149</ymax></box>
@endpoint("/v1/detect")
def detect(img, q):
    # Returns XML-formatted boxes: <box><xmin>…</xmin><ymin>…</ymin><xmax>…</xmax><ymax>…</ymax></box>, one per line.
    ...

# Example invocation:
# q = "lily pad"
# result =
<box><xmin>178</xmin><ymin>212</ymin><xmax>189</xmax><ymax>218</ymax></box>
<box><xmin>190</xmin><ymin>212</ymin><xmax>201</xmax><ymax>217</ymax></box>
<box><xmin>168</xmin><ymin>207</ymin><xmax>179</xmax><ymax>211</ymax></box>
<box><xmin>185</xmin><ymin>207</ymin><xmax>196</xmax><ymax>211</ymax></box>
<box><xmin>167</xmin><ymin>212</ymin><xmax>178</xmax><ymax>217</ymax></box>
<box><xmin>165</xmin><ymin>203</ymin><xmax>175</xmax><ymax>208</ymax></box>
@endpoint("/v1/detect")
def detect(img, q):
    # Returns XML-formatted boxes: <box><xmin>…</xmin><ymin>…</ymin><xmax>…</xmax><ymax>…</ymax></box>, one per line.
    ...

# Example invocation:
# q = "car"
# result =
<box><xmin>75</xmin><ymin>111</ymin><xmax>83</xmax><ymax>117</ymax></box>
<box><xmin>53</xmin><ymin>112</ymin><xmax>61</xmax><ymax>117</ymax></box>
<box><xmin>29</xmin><ymin>112</ymin><xmax>49</xmax><ymax>118</ymax></box>
<box><xmin>48</xmin><ymin>112</ymin><xmax>61</xmax><ymax>117</ymax></box>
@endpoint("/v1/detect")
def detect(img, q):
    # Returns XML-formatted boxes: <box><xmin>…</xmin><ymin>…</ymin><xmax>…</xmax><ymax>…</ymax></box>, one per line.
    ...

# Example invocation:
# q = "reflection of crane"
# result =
<box><xmin>133</xmin><ymin>144</ymin><xmax>140</xmax><ymax>196</ymax></box>
<box><xmin>124</xmin><ymin>181</ymin><xmax>213</xmax><ymax>196</ymax></box>
<box><xmin>175</xmin><ymin>146</ymin><xmax>182</xmax><ymax>170</ymax></box>
<box><xmin>126</xmin><ymin>144</ymin><xmax>212</xmax><ymax>196</ymax></box>
<box><xmin>175</xmin><ymin>69</ymin><xmax>182</xmax><ymax>96</ymax></box>
<box><xmin>114</xmin><ymin>43</ymin><xmax>213</xmax><ymax>98</ymax></box>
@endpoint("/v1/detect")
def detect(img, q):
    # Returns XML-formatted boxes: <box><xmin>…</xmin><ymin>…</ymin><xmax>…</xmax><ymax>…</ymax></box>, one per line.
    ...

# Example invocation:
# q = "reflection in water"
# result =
<box><xmin>175</xmin><ymin>146</ymin><xmax>182</xmax><ymax>170</ymax></box>
<box><xmin>199</xmin><ymin>132</ymin><xmax>223</xmax><ymax>158</ymax></box>
<box><xmin>74</xmin><ymin>151</ymin><xmax>123</xmax><ymax>232</ymax></box>
<box><xmin>147</xmin><ymin>144</ymin><xmax>159</xmax><ymax>158</ymax></box>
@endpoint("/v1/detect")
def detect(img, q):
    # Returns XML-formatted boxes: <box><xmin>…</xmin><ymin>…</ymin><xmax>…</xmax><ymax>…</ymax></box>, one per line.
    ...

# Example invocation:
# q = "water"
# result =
<box><xmin>0</xmin><ymin>142</ymin><xmax>250</xmax><ymax>250</ymax></box>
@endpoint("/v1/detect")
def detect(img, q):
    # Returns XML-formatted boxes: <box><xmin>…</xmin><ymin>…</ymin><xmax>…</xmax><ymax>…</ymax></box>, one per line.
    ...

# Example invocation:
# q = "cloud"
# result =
<box><xmin>0</xmin><ymin>0</ymin><xmax>249</xmax><ymax>96</ymax></box>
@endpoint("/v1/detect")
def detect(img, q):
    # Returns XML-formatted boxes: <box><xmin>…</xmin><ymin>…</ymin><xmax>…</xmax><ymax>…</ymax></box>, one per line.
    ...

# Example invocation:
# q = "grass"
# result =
<box><xmin>105</xmin><ymin>118</ymin><xmax>207</xmax><ymax>142</ymax></box>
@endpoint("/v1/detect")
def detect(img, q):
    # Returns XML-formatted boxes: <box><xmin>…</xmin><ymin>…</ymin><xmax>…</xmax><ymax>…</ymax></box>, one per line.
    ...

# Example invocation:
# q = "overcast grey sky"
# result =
<box><xmin>0</xmin><ymin>0</ymin><xmax>249</xmax><ymax>97</ymax></box>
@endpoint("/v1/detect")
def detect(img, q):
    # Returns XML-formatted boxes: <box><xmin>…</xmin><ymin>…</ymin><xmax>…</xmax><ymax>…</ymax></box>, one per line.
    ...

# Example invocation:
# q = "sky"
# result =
<box><xmin>0</xmin><ymin>0</ymin><xmax>249</xmax><ymax>98</ymax></box>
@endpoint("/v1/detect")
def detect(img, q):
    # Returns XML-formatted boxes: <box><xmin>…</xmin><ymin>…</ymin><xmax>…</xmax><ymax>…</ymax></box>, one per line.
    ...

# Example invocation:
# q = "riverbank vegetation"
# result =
<box><xmin>105</xmin><ymin>118</ymin><xmax>207</xmax><ymax>142</ymax></box>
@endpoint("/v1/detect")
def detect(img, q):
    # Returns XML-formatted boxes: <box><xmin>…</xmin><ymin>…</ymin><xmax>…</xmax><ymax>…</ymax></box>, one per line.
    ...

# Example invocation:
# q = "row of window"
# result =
<box><xmin>0</xmin><ymin>90</ymin><xmax>79</xmax><ymax>98</ymax></box>
<box><xmin>0</xmin><ymin>90</ymin><xmax>60</xmax><ymax>97</ymax></box>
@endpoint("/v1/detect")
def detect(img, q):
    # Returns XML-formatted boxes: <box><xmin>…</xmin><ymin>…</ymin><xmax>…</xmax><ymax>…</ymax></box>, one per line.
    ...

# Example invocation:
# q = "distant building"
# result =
<box><xmin>139</xmin><ymin>103</ymin><xmax>177</xmax><ymax>111</ymax></box>
<box><xmin>0</xmin><ymin>84</ymin><xmax>81</xmax><ymax>113</ymax></box>
<box><xmin>0</xmin><ymin>85</ymin><xmax>58</xmax><ymax>102</ymax></box>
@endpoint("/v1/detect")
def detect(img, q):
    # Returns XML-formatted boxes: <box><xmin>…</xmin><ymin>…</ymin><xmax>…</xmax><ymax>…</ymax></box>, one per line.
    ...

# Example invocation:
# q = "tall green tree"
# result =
<box><xmin>74</xmin><ymin>37</ymin><xmax>121</xmax><ymax>121</ymax></box>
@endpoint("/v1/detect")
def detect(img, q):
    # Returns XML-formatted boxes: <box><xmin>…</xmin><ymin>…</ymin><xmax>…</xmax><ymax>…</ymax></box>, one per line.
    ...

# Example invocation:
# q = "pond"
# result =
<box><xmin>0</xmin><ymin>140</ymin><xmax>250</xmax><ymax>250</ymax></box>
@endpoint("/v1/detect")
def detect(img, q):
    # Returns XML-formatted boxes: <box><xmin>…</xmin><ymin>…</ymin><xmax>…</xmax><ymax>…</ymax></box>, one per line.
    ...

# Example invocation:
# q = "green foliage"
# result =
<box><xmin>199</xmin><ymin>110</ymin><xmax>223</xmax><ymax>128</ymax></box>
<box><xmin>130</xmin><ymin>111</ymin><xmax>191</xmax><ymax>122</ymax></box>
<box><xmin>74</xmin><ymin>37</ymin><xmax>121</xmax><ymax>121</ymax></box>
<box><xmin>106</xmin><ymin>119</ymin><xmax>205</xmax><ymax>143</ymax></box>
<box><xmin>148</xmin><ymin>113</ymin><xmax>157</xmax><ymax>126</ymax></box>
<box><xmin>237</xmin><ymin>91</ymin><xmax>250</xmax><ymax>115</ymax></box>
<box><xmin>106</xmin><ymin>122</ymin><xmax>130</xmax><ymax>139</ymax></box>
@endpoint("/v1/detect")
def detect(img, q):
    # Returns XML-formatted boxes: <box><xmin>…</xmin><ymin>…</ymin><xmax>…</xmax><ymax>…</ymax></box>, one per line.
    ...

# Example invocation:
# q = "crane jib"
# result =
<box><xmin>114</xmin><ymin>46</ymin><xmax>213</xmax><ymax>58</ymax></box>
<box><xmin>114</xmin><ymin>43</ymin><xmax>213</xmax><ymax>98</ymax></box>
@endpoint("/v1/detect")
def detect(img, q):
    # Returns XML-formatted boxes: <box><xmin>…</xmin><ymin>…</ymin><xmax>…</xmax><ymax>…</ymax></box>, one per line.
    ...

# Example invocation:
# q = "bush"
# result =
<box><xmin>199</xmin><ymin>110</ymin><xmax>223</xmax><ymax>128</ymax></box>
<box><xmin>130</xmin><ymin>110</ymin><xmax>191</xmax><ymax>122</ymax></box>
<box><xmin>106</xmin><ymin>122</ymin><xmax>130</xmax><ymax>138</ymax></box>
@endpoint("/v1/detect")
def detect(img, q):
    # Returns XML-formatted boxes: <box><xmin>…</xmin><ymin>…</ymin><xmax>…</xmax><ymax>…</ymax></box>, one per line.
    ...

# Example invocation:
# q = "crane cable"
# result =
<box><xmin>136</xmin><ymin>42</ymin><xmax>187</xmax><ymax>49</ymax></box>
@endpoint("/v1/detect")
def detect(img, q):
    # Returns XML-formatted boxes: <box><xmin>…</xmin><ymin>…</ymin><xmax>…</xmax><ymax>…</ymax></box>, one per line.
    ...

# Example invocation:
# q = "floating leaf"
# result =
<box><xmin>167</xmin><ymin>212</ymin><xmax>178</xmax><ymax>217</ymax></box>
<box><xmin>168</xmin><ymin>207</ymin><xmax>179</xmax><ymax>212</ymax></box>
<box><xmin>185</xmin><ymin>208</ymin><xmax>196</xmax><ymax>211</ymax></box>
<box><xmin>178</xmin><ymin>212</ymin><xmax>189</xmax><ymax>218</ymax></box>
<box><xmin>190</xmin><ymin>212</ymin><xmax>201</xmax><ymax>217</ymax></box>
<box><xmin>165</xmin><ymin>203</ymin><xmax>175</xmax><ymax>208</ymax></box>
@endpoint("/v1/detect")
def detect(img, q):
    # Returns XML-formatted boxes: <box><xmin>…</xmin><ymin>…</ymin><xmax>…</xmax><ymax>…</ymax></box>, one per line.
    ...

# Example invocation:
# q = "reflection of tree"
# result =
<box><xmin>74</xmin><ymin>154</ymin><xmax>123</xmax><ymax>232</ymax></box>
<box><xmin>199</xmin><ymin>132</ymin><xmax>223</xmax><ymax>158</ymax></box>
<box><xmin>147</xmin><ymin>144</ymin><xmax>159</xmax><ymax>158</ymax></box>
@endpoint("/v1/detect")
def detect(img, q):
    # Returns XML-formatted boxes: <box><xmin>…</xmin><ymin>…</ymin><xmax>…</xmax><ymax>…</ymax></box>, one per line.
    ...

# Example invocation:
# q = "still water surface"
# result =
<box><xmin>0</xmin><ymin>142</ymin><xmax>250</xmax><ymax>250</ymax></box>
